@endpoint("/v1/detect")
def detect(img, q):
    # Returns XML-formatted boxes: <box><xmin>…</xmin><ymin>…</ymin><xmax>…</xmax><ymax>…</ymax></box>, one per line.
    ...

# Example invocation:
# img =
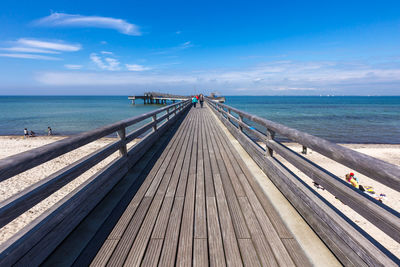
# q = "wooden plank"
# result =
<box><xmin>123</xmin><ymin>109</ymin><xmax>197</xmax><ymax>266</ymax></box>
<box><xmin>176</xmin><ymin>110</ymin><xmax>199</xmax><ymax>266</ymax></box>
<box><xmin>203</xmin><ymin>114</ymin><xmax>243</xmax><ymax>265</ymax></box>
<box><xmin>206</xmin><ymin>197</ymin><xmax>226</xmax><ymax>266</ymax></box>
<box><xmin>106</xmin><ymin>110</ymin><xmax>195</xmax><ymax>266</ymax></box>
<box><xmin>158</xmin><ymin>197</ymin><xmax>185</xmax><ymax>266</ymax></box>
<box><xmin>202</xmin><ymin>110</ymin><xmax>215</xmax><ymax>198</ymax></box>
<box><xmin>99</xmin><ymin>117</ymin><xmax>187</xmax><ymax>246</ymax></box>
<box><xmin>209</xmin><ymin>113</ymin><xmax>293</xmax><ymax>238</ymax></box>
<box><xmin>123</xmin><ymin>194</ymin><xmax>165</xmax><ymax>266</ymax></box>
<box><xmin>282</xmin><ymin>238</ymin><xmax>312</xmax><ymax>267</ymax></box>
<box><xmin>237</xmin><ymin>197</ymin><xmax>277</xmax><ymax>266</ymax></box>
<box><xmin>194</xmin><ymin>109</ymin><xmax>207</xmax><ymax>239</ymax></box>
<box><xmin>204</xmin><ymin>115</ymin><xmax>250</xmax><ymax>240</ymax></box>
<box><xmin>206</xmin><ymin>110</ymin><xmax>296</xmax><ymax>266</ymax></box>
<box><xmin>193</xmin><ymin>239</ymin><xmax>208</xmax><ymax>267</ymax></box>
<box><xmin>150</xmin><ymin>113</ymin><xmax>197</xmax><ymax>239</ymax></box>
<box><xmin>237</xmin><ymin>239</ymin><xmax>262</xmax><ymax>267</ymax></box>
<box><xmin>105</xmin><ymin>197</ymin><xmax>152</xmax><ymax>266</ymax></box>
<box><xmin>140</xmin><ymin>239</ymin><xmax>163</xmax><ymax>267</ymax></box>
<box><xmin>89</xmin><ymin>239</ymin><xmax>119</xmax><ymax>267</ymax></box>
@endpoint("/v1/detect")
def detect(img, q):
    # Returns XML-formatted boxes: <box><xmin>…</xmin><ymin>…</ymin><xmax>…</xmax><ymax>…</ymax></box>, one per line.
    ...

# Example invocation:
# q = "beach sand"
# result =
<box><xmin>0</xmin><ymin>136</ymin><xmax>399</xmax><ymax>257</ymax></box>
<box><xmin>275</xmin><ymin>143</ymin><xmax>400</xmax><ymax>258</ymax></box>
<box><xmin>0</xmin><ymin>135</ymin><xmax>138</xmax><ymax>245</ymax></box>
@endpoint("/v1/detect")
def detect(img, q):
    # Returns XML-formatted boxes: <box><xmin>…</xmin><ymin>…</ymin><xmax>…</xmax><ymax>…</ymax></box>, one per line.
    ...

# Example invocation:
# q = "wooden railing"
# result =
<box><xmin>207</xmin><ymin>98</ymin><xmax>400</xmax><ymax>266</ymax></box>
<box><xmin>0</xmin><ymin>100</ymin><xmax>191</xmax><ymax>266</ymax></box>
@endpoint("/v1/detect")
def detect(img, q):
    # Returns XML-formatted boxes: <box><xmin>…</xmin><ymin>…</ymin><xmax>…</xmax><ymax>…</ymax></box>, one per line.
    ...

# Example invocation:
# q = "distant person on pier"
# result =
<box><xmin>199</xmin><ymin>94</ymin><xmax>204</xmax><ymax>108</ymax></box>
<box><xmin>192</xmin><ymin>96</ymin><xmax>198</xmax><ymax>108</ymax></box>
<box><xmin>47</xmin><ymin>126</ymin><xmax>53</xmax><ymax>136</ymax></box>
<box><xmin>24</xmin><ymin>128</ymin><xmax>29</xmax><ymax>138</ymax></box>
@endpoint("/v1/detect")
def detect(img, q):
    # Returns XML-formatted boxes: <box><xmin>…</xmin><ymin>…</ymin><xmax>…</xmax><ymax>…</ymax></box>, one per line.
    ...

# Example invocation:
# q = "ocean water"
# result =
<box><xmin>0</xmin><ymin>96</ymin><xmax>161</xmax><ymax>136</ymax></box>
<box><xmin>225</xmin><ymin>96</ymin><xmax>400</xmax><ymax>144</ymax></box>
<box><xmin>0</xmin><ymin>96</ymin><xmax>399</xmax><ymax>143</ymax></box>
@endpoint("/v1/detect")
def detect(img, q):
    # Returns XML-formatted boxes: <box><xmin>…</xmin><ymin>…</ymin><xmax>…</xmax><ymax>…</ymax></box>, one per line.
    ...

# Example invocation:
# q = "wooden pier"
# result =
<box><xmin>0</xmin><ymin>98</ymin><xmax>399</xmax><ymax>266</ymax></box>
<box><xmin>128</xmin><ymin>92</ymin><xmax>188</xmax><ymax>105</ymax></box>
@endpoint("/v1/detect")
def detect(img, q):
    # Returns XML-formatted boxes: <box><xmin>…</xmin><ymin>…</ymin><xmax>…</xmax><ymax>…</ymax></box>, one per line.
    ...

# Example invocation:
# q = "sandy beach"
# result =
<box><xmin>275</xmin><ymin>143</ymin><xmax>400</xmax><ymax>257</ymax></box>
<box><xmin>0</xmin><ymin>136</ymin><xmax>399</xmax><ymax>257</ymax></box>
<box><xmin>0</xmin><ymin>135</ymin><xmax>138</xmax><ymax>245</ymax></box>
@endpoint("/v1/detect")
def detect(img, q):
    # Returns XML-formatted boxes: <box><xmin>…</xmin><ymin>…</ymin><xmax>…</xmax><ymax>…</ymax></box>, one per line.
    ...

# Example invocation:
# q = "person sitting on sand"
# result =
<box><xmin>345</xmin><ymin>172</ymin><xmax>359</xmax><ymax>189</ymax></box>
<box><xmin>345</xmin><ymin>172</ymin><xmax>386</xmax><ymax>202</ymax></box>
<box><xmin>29</xmin><ymin>130</ymin><xmax>36</xmax><ymax>137</ymax></box>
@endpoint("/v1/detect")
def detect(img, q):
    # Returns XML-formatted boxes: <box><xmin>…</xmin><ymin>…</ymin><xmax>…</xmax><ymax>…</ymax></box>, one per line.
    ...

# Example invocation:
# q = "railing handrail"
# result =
<box><xmin>206</xmin><ymin>98</ymin><xmax>400</xmax><ymax>192</ymax></box>
<box><xmin>0</xmin><ymin>100</ymin><xmax>190</xmax><ymax>182</ymax></box>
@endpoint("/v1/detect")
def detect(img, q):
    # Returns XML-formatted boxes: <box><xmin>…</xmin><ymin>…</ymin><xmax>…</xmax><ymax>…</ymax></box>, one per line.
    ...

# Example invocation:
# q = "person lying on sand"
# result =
<box><xmin>345</xmin><ymin>172</ymin><xmax>386</xmax><ymax>202</ymax></box>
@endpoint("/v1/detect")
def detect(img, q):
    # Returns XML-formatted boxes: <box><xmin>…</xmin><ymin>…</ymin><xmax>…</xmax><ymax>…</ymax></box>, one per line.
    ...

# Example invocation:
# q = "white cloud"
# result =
<box><xmin>90</xmin><ymin>53</ymin><xmax>120</xmax><ymax>71</ymax></box>
<box><xmin>0</xmin><ymin>53</ymin><xmax>60</xmax><ymax>60</ymax></box>
<box><xmin>34</xmin><ymin>12</ymin><xmax>141</xmax><ymax>36</ymax></box>
<box><xmin>125</xmin><ymin>64</ymin><xmax>151</xmax><ymax>71</ymax></box>
<box><xmin>101</xmin><ymin>51</ymin><xmax>113</xmax><ymax>55</ymax></box>
<box><xmin>16</xmin><ymin>38</ymin><xmax>81</xmax><ymax>52</ymax></box>
<box><xmin>0</xmin><ymin>47</ymin><xmax>60</xmax><ymax>54</ymax></box>
<box><xmin>64</xmin><ymin>64</ymin><xmax>82</xmax><ymax>69</ymax></box>
<box><xmin>181</xmin><ymin>41</ymin><xmax>193</xmax><ymax>49</ymax></box>
<box><xmin>35</xmin><ymin>59</ymin><xmax>400</xmax><ymax>94</ymax></box>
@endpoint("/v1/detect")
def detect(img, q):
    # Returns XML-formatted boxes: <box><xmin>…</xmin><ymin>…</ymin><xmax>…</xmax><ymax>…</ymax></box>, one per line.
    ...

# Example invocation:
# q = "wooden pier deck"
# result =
<box><xmin>1</xmin><ymin>98</ymin><xmax>399</xmax><ymax>266</ymax></box>
<box><xmin>89</xmin><ymin>107</ymin><xmax>310</xmax><ymax>266</ymax></box>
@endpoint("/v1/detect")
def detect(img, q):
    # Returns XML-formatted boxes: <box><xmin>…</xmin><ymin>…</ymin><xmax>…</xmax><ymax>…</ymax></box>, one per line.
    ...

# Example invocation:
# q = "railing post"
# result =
<box><xmin>152</xmin><ymin>114</ymin><xmax>157</xmax><ymax>132</ymax></box>
<box><xmin>174</xmin><ymin>105</ymin><xmax>177</xmax><ymax>116</ymax></box>
<box><xmin>228</xmin><ymin>109</ymin><xmax>231</xmax><ymax>123</ymax></box>
<box><xmin>166</xmin><ymin>108</ymin><xmax>170</xmax><ymax>121</ymax></box>
<box><xmin>265</xmin><ymin>129</ymin><xmax>275</xmax><ymax>157</ymax></box>
<box><xmin>117</xmin><ymin>127</ymin><xmax>128</xmax><ymax>157</ymax></box>
<box><xmin>239</xmin><ymin>115</ymin><xmax>243</xmax><ymax>132</ymax></box>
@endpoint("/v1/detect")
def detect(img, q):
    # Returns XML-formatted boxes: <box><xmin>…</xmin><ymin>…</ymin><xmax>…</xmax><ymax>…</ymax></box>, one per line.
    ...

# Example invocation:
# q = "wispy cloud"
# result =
<box><xmin>0</xmin><ymin>38</ymin><xmax>81</xmax><ymax>60</ymax></box>
<box><xmin>0</xmin><ymin>47</ymin><xmax>60</xmax><ymax>54</ymax></box>
<box><xmin>16</xmin><ymin>38</ymin><xmax>81</xmax><ymax>52</ymax></box>
<box><xmin>101</xmin><ymin>51</ymin><xmax>113</xmax><ymax>55</ymax></box>
<box><xmin>0</xmin><ymin>53</ymin><xmax>60</xmax><ymax>60</ymax></box>
<box><xmin>90</xmin><ymin>53</ymin><xmax>120</xmax><ymax>71</ymax></box>
<box><xmin>64</xmin><ymin>64</ymin><xmax>82</xmax><ymax>70</ymax></box>
<box><xmin>34</xmin><ymin>12</ymin><xmax>141</xmax><ymax>36</ymax></box>
<box><xmin>151</xmin><ymin>41</ymin><xmax>194</xmax><ymax>55</ymax></box>
<box><xmin>35</xmin><ymin>59</ymin><xmax>400</xmax><ymax>94</ymax></box>
<box><xmin>125</xmin><ymin>64</ymin><xmax>151</xmax><ymax>71</ymax></box>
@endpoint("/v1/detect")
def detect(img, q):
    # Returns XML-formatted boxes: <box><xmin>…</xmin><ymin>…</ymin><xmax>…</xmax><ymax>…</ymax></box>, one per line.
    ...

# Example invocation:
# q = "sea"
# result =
<box><xmin>0</xmin><ymin>96</ymin><xmax>399</xmax><ymax>144</ymax></box>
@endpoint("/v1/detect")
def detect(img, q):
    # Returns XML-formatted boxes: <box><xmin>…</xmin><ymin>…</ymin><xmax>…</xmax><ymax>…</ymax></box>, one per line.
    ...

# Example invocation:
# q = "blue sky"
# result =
<box><xmin>1</xmin><ymin>0</ymin><xmax>400</xmax><ymax>95</ymax></box>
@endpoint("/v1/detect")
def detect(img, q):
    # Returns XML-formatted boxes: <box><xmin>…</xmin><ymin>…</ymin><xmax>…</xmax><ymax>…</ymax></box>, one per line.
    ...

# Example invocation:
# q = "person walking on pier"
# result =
<box><xmin>192</xmin><ymin>96</ymin><xmax>198</xmax><ymax>108</ymax></box>
<box><xmin>47</xmin><ymin>126</ymin><xmax>53</xmax><ymax>136</ymax></box>
<box><xmin>199</xmin><ymin>94</ymin><xmax>204</xmax><ymax>108</ymax></box>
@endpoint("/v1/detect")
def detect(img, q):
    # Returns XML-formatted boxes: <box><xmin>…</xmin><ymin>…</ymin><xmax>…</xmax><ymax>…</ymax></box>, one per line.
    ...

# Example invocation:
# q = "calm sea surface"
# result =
<box><xmin>0</xmin><ymin>96</ymin><xmax>399</xmax><ymax>143</ymax></box>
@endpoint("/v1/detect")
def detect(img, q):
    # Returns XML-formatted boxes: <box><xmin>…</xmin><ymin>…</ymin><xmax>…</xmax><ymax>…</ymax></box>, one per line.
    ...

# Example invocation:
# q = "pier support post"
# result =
<box><xmin>265</xmin><ymin>129</ymin><xmax>275</xmax><ymax>157</ymax></box>
<box><xmin>117</xmin><ymin>128</ymin><xmax>128</xmax><ymax>157</ymax></box>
